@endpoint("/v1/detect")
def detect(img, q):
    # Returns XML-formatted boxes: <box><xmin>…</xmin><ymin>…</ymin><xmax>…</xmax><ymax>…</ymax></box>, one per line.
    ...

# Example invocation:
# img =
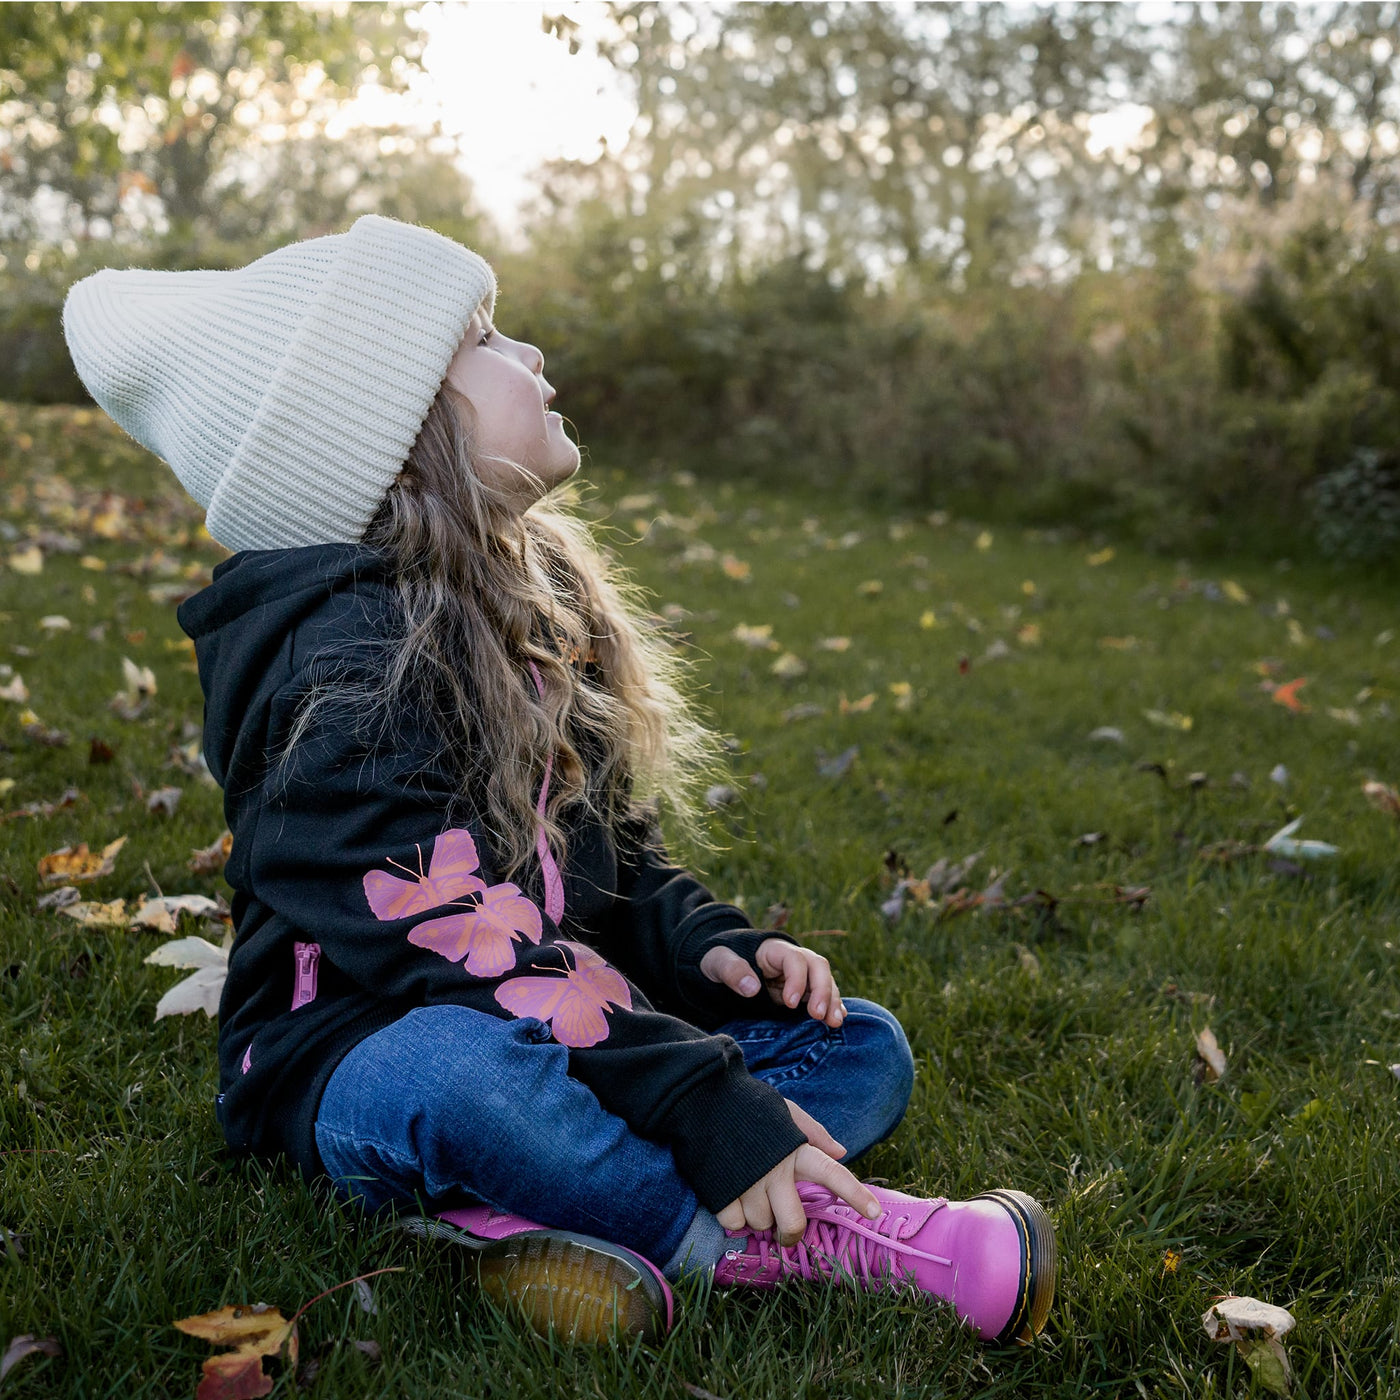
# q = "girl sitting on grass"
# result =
<box><xmin>62</xmin><ymin>215</ymin><xmax>1055</xmax><ymax>1346</ymax></box>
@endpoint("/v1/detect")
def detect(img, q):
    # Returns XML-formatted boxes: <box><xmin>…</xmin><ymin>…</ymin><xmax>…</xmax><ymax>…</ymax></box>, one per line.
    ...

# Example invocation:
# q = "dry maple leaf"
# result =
<box><xmin>770</xmin><ymin>651</ymin><xmax>807</xmax><ymax>679</ymax></box>
<box><xmin>1202</xmin><ymin>1296</ymin><xmax>1295</xmax><ymax>1397</ymax></box>
<box><xmin>188</xmin><ymin>831</ymin><xmax>233</xmax><ymax>874</ymax></box>
<box><xmin>59</xmin><ymin>898</ymin><xmax>129</xmax><ymax>929</ymax></box>
<box><xmin>130</xmin><ymin>894</ymin><xmax>223</xmax><ymax>936</ymax></box>
<box><xmin>0</xmin><ymin>673</ymin><xmax>29</xmax><ymax>703</ymax></box>
<box><xmin>0</xmin><ymin>1334</ymin><xmax>62</xmax><ymax>1382</ymax></box>
<box><xmin>839</xmin><ymin>692</ymin><xmax>877</xmax><ymax>716</ymax></box>
<box><xmin>1271</xmin><ymin>677</ymin><xmax>1309</xmax><ymax>712</ymax></box>
<box><xmin>1363</xmin><ymin>781</ymin><xmax>1400</xmax><ymax>819</ymax></box>
<box><xmin>18</xmin><ymin>709</ymin><xmax>69</xmax><ymax>747</ymax></box>
<box><xmin>37</xmin><ymin>836</ymin><xmax>127</xmax><ymax>885</ymax></box>
<box><xmin>174</xmin><ymin>1304</ymin><xmax>297</xmax><ymax>1400</ymax></box>
<box><xmin>1195</xmin><ymin>1027</ymin><xmax>1227</xmax><ymax>1082</ymax></box>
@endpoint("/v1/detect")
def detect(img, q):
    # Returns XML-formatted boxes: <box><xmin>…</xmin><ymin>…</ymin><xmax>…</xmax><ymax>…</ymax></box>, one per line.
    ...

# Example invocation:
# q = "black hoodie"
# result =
<box><xmin>177</xmin><ymin>543</ymin><xmax>808</xmax><ymax>1213</ymax></box>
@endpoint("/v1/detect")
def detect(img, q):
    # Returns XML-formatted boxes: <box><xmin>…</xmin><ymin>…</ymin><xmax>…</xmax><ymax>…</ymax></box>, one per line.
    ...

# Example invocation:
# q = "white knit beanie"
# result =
<box><xmin>61</xmin><ymin>214</ymin><xmax>496</xmax><ymax>552</ymax></box>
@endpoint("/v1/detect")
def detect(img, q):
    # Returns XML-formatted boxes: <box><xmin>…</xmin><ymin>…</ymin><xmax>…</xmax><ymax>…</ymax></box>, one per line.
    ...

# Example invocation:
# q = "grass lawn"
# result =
<box><xmin>2</xmin><ymin>401</ymin><xmax>1398</xmax><ymax>1399</ymax></box>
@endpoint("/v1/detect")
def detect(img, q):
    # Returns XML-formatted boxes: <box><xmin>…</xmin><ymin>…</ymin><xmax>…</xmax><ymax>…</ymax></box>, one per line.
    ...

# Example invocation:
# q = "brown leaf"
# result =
<box><xmin>173</xmin><ymin>1304</ymin><xmax>297</xmax><ymax>1400</ymax></box>
<box><xmin>88</xmin><ymin>737</ymin><xmax>116</xmax><ymax>765</ymax></box>
<box><xmin>1363</xmin><ymin>780</ymin><xmax>1400</xmax><ymax>819</ymax></box>
<box><xmin>18</xmin><ymin>709</ymin><xmax>69</xmax><ymax>747</ymax></box>
<box><xmin>146</xmin><ymin>786</ymin><xmax>183</xmax><ymax>817</ymax></box>
<box><xmin>37</xmin><ymin>836</ymin><xmax>127</xmax><ymax>885</ymax></box>
<box><xmin>1</xmin><ymin>786</ymin><xmax>84</xmax><ymax>824</ymax></box>
<box><xmin>130</xmin><ymin>894</ymin><xmax>222</xmax><ymax>934</ymax></box>
<box><xmin>0</xmin><ymin>1334</ymin><xmax>62</xmax><ymax>1380</ymax></box>
<box><xmin>838</xmin><ymin>692</ymin><xmax>877</xmax><ymax>716</ymax></box>
<box><xmin>1195</xmin><ymin>1027</ymin><xmax>1227</xmax><ymax>1083</ymax></box>
<box><xmin>188</xmin><ymin>831</ymin><xmax>233</xmax><ymax>875</ymax></box>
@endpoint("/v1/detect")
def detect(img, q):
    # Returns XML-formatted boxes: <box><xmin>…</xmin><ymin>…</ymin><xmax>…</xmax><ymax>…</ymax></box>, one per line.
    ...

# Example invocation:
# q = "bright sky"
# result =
<box><xmin>348</xmin><ymin>2</ymin><xmax>637</xmax><ymax>242</ymax></box>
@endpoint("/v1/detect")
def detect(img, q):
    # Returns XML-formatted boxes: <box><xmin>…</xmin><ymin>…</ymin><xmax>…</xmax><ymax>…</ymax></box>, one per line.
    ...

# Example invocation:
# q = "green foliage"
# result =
<box><xmin>2</xmin><ymin>405</ymin><xmax>1399</xmax><ymax>1396</ymax></box>
<box><xmin>1312</xmin><ymin>448</ymin><xmax>1400</xmax><ymax>562</ymax></box>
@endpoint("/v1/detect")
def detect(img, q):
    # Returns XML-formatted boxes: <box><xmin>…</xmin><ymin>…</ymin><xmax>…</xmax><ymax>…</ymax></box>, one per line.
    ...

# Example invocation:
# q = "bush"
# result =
<box><xmin>1311</xmin><ymin>447</ymin><xmax>1400</xmax><ymax>562</ymax></box>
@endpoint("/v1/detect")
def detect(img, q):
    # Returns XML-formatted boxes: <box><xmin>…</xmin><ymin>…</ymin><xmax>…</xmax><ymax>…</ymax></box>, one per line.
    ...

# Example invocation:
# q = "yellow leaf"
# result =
<box><xmin>1086</xmin><ymin>547</ymin><xmax>1115</xmax><ymax>567</ymax></box>
<box><xmin>1099</xmin><ymin>636</ymin><xmax>1139</xmax><ymax>651</ymax></box>
<box><xmin>856</xmin><ymin>579</ymin><xmax>883</xmax><ymax>596</ymax></box>
<box><xmin>173</xmin><ymin>1303</ymin><xmax>298</xmax><ymax>1400</ymax></box>
<box><xmin>919</xmin><ymin>610</ymin><xmax>936</xmax><ymax>629</ymax></box>
<box><xmin>79</xmin><ymin>555</ymin><xmax>107</xmax><ymax>571</ymax></box>
<box><xmin>720</xmin><ymin>554</ymin><xmax>751</xmax><ymax>580</ymax></box>
<box><xmin>839</xmin><ymin>692</ymin><xmax>877</xmax><ymax>715</ymax></box>
<box><xmin>1286</xmin><ymin>618</ymin><xmax>1308</xmax><ymax>647</ymax></box>
<box><xmin>769</xmin><ymin>651</ymin><xmax>808</xmax><ymax>679</ymax></box>
<box><xmin>1016</xmin><ymin>623</ymin><xmax>1042</xmax><ymax>646</ymax></box>
<box><xmin>1222</xmin><ymin>579</ymin><xmax>1251</xmax><ymax>604</ymax></box>
<box><xmin>731</xmin><ymin>623</ymin><xmax>777</xmax><ymax>650</ymax></box>
<box><xmin>974</xmin><ymin>531</ymin><xmax>993</xmax><ymax>551</ymax></box>
<box><xmin>889</xmin><ymin>681</ymin><xmax>914</xmax><ymax>712</ymax></box>
<box><xmin>37</xmin><ymin>835</ymin><xmax>127</xmax><ymax>885</ymax></box>
<box><xmin>59</xmin><ymin>898</ymin><xmax>129</xmax><ymax>929</ymax></box>
<box><xmin>1021</xmin><ymin>580</ymin><xmax>1037</xmax><ymax>595</ymax></box>
<box><xmin>817</xmin><ymin>636</ymin><xmax>851</xmax><ymax>652</ymax></box>
<box><xmin>8</xmin><ymin>545</ymin><xmax>43</xmax><ymax>574</ymax></box>
<box><xmin>1144</xmin><ymin>708</ymin><xmax>1193</xmax><ymax>731</ymax></box>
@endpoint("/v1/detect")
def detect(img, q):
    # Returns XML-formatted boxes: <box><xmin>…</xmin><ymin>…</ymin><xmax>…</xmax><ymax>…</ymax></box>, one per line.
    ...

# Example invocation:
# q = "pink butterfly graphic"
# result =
<box><xmin>363</xmin><ymin>828</ymin><xmax>487</xmax><ymax>920</ymax></box>
<box><xmin>407</xmin><ymin>882</ymin><xmax>544</xmax><ymax>977</ymax></box>
<box><xmin>363</xmin><ymin>827</ymin><xmax>544</xmax><ymax>978</ymax></box>
<box><xmin>494</xmin><ymin>940</ymin><xmax>633</xmax><ymax>1048</ymax></box>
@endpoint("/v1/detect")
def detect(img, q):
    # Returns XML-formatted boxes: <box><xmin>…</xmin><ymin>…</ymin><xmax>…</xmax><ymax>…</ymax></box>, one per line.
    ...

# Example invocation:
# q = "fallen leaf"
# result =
<box><xmin>37</xmin><ymin>836</ymin><xmax>127</xmax><ymax>885</ymax></box>
<box><xmin>816</xmin><ymin>636</ymin><xmax>851</xmax><ymax>652</ymax></box>
<box><xmin>146</xmin><ymin>786</ymin><xmax>183</xmax><ymax>817</ymax></box>
<box><xmin>889</xmin><ymin>681</ymin><xmax>914</xmax><ymax>712</ymax></box>
<box><xmin>769</xmin><ymin>652</ymin><xmax>807</xmax><ymax>679</ymax></box>
<box><xmin>919</xmin><ymin>609</ymin><xmax>937</xmax><ymax>629</ymax></box>
<box><xmin>1271</xmin><ymin>677</ymin><xmax>1309</xmax><ymax>712</ymax></box>
<box><xmin>18</xmin><ymin>709</ymin><xmax>69</xmax><ymax>747</ymax></box>
<box><xmin>148</xmin><ymin>936</ymin><xmax>228</xmax><ymax>1018</ymax></box>
<box><xmin>1086</xmin><ymin>547</ymin><xmax>1115</xmax><ymax>566</ymax></box>
<box><xmin>1286</xmin><ymin>618</ymin><xmax>1308</xmax><ymax>647</ymax></box>
<box><xmin>110</xmin><ymin>657</ymin><xmax>157</xmax><ymax>721</ymax></box>
<box><xmin>1143</xmin><ymin>709</ymin><xmax>1193</xmax><ymax>731</ymax></box>
<box><xmin>38</xmin><ymin>614</ymin><xmax>70</xmax><ymax>633</ymax></box>
<box><xmin>59</xmin><ymin>898</ymin><xmax>129</xmax><ymax>929</ymax></box>
<box><xmin>1016</xmin><ymin>623</ymin><xmax>1042</xmax><ymax>646</ymax></box>
<box><xmin>89</xmin><ymin>737</ymin><xmax>116</xmax><ymax>764</ymax></box>
<box><xmin>975</xmin><ymin>531</ymin><xmax>993</xmax><ymax>551</ymax></box>
<box><xmin>1326</xmin><ymin>706</ymin><xmax>1361</xmax><ymax>726</ymax></box>
<box><xmin>720</xmin><ymin>554</ymin><xmax>751</xmax><ymax>580</ymax></box>
<box><xmin>0</xmin><ymin>674</ymin><xmax>28</xmax><ymax>703</ymax></box>
<box><xmin>982</xmin><ymin>638</ymin><xmax>1011</xmax><ymax>662</ymax></box>
<box><xmin>35</xmin><ymin>885</ymin><xmax>81</xmax><ymax>911</ymax></box>
<box><xmin>1202</xmin><ymin>1296</ymin><xmax>1295</xmax><ymax>1397</ymax></box>
<box><xmin>779</xmin><ymin>703</ymin><xmax>826</xmax><ymax>724</ymax></box>
<box><xmin>0</xmin><ymin>1335</ymin><xmax>62</xmax><ymax>1381</ymax></box>
<box><xmin>1222</xmin><ymin>580</ymin><xmax>1251</xmax><ymax>604</ymax></box>
<box><xmin>732</xmin><ymin>623</ymin><xmax>777</xmax><ymax>650</ymax></box>
<box><xmin>817</xmin><ymin>746</ymin><xmax>859</xmax><ymax>779</ymax></box>
<box><xmin>1195</xmin><ymin>1026</ymin><xmax>1227</xmax><ymax>1082</ymax></box>
<box><xmin>1087</xmin><ymin>726</ymin><xmax>1125</xmax><ymax>744</ymax></box>
<box><xmin>130</xmin><ymin>895</ymin><xmax>223</xmax><ymax>935</ymax></box>
<box><xmin>1363</xmin><ymin>781</ymin><xmax>1400</xmax><ymax>818</ymax></box>
<box><xmin>1013</xmin><ymin>944</ymin><xmax>1041</xmax><ymax>977</ymax></box>
<box><xmin>838</xmin><ymin>692</ymin><xmax>877</xmax><ymax>716</ymax></box>
<box><xmin>1163</xmin><ymin>1249</ymin><xmax>1181</xmax><ymax>1275</ymax></box>
<box><xmin>1</xmin><ymin>785</ymin><xmax>83</xmax><ymax>823</ymax></box>
<box><xmin>8</xmin><ymin>545</ymin><xmax>43</xmax><ymax>575</ymax></box>
<box><xmin>174</xmin><ymin>1303</ymin><xmax>297</xmax><ymax>1400</ymax></box>
<box><xmin>1099</xmin><ymin>636</ymin><xmax>1139</xmax><ymax>651</ymax></box>
<box><xmin>1269</xmin><ymin>763</ymin><xmax>1289</xmax><ymax>786</ymax></box>
<box><xmin>856</xmin><ymin>579</ymin><xmax>883</xmax><ymax>596</ymax></box>
<box><xmin>1263</xmin><ymin>816</ymin><xmax>1338</xmax><ymax>860</ymax></box>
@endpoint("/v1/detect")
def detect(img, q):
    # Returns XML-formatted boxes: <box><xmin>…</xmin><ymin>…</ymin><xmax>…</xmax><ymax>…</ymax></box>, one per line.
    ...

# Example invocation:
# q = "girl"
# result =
<box><xmin>62</xmin><ymin>215</ymin><xmax>1055</xmax><ymax>1347</ymax></box>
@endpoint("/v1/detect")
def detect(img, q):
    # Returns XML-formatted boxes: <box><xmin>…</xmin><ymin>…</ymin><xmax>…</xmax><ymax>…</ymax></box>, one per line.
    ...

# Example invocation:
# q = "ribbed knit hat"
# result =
<box><xmin>61</xmin><ymin>214</ymin><xmax>496</xmax><ymax>553</ymax></box>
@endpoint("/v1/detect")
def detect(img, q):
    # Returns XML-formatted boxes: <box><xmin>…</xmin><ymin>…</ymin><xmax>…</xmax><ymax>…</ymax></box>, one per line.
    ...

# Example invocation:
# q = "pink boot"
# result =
<box><xmin>398</xmin><ymin>1205</ymin><xmax>674</xmax><ymax>1344</ymax></box>
<box><xmin>713</xmin><ymin>1182</ymin><xmax>1056</xmax><ymax>1345</ymax></box>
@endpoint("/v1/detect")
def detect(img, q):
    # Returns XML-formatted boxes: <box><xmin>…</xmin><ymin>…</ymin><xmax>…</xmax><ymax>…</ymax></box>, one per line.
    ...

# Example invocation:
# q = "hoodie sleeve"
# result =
<box><xmin>247</xmin><ymin>679</ymin><xmax>806</xmax><ymax>1211</ymax></box>
<box><xmin>586</xmin><ymin>809</ymin><xmax>805</xmax><ymax>1032</ymax></box>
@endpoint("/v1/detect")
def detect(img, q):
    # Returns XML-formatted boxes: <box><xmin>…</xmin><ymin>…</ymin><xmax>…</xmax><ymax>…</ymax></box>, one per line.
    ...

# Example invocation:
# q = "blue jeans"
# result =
<box><xmin>314</xmin><ymin>997</ymin><xmax>915</xmax><ymax>1266</ymax></box>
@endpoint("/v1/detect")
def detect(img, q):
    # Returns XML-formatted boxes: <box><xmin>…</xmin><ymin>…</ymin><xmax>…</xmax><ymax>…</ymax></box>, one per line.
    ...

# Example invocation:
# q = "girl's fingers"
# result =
<box><xmin>784</xmin><ymin>1097</ymin><xmax>846</xmax><ymax>1159</ymax></box>
<box><xmin>702</xmin><ymin>945</ymin><xmax>760</xmax><ymax>996</ymax></box>
<box><xmin>781</xmin><ymin>949</ymin><xmax>808</xmax><ymax>1008</ymax></box>
<box><xmin>769</xmin><ymin>1177</ymin><xmax>808</xmax><ymax>1248</ymax></box>
<box><xmin>806</xmin><ymin>961</ymin><xmax>835</xmax><ymax>1021</ymax></box>
<box><xmin>717</xmin><ymin>1200</ymin><xmax>746</xmax><ymax>1231</ymax></box>
<box><xmin>740</xmin><ymin>1183</ymin><xmax>775</xmax><ymax>1234</ymax></box>
<box><xmin>796</xmin><ymin>1145</ymin><xmax>881</xmax><ymax>1221</ymax></box>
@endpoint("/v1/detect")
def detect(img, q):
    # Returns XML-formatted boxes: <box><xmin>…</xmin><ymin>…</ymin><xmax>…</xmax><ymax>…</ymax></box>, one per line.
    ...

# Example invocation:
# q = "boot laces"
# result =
<box><xmin>734</xmin><ymin>1194</ymin><xmax>952</xmax><ymax>1286</ymax></box>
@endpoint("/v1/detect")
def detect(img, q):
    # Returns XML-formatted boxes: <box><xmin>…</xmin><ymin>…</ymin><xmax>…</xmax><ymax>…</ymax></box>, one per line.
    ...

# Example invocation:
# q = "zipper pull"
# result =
<box><xmin>291</xmin><ymin>940</ymin><xmax>321</xmax><ymax>1010</ymax></box>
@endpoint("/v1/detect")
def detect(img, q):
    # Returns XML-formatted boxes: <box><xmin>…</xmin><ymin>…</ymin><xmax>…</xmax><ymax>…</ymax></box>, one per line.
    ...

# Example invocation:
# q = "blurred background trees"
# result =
<box><xmin>4</xmin><ymin>0</ymin><xmax>1400</xmax><ymax>561</ymax></box>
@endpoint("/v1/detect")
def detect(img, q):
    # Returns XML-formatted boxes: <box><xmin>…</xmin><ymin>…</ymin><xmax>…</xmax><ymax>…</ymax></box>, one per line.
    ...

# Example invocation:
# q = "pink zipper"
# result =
<box><xmin>526</xmin><ymin>660</ymin><xmax>566</xmax><ymax>926</ymax></box>
<box><xmin>291</xmin><ymin>940</ymin><xmax>321</xmax><ymax>1010</ymax></box>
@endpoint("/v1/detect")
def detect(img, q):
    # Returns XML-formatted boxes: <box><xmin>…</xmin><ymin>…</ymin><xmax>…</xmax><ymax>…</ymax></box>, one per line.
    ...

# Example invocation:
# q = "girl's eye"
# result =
<box><xmin>479</xmin><ymin>328</ymin><xmax>494</xmax><ymax>347</ymax></box>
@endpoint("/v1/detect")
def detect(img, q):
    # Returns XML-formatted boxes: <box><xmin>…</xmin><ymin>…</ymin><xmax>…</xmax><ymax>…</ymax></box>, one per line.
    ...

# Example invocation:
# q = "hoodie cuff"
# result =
<box><xmin>659</xmin><ymin>1059</ymin><xmax>810</xmax><ymax>1212</ymax></box>
<box><xmin>673</xmin><ymin>920</ymin><xmax>803</xmax><ymax>1029</ymax></box>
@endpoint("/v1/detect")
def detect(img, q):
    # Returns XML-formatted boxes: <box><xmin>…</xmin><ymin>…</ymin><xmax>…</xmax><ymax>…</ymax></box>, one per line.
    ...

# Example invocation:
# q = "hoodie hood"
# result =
<box><xmin>178</xmin><ymin>542</ymin><xmax>395</xmax><ymax>794</ymax></box>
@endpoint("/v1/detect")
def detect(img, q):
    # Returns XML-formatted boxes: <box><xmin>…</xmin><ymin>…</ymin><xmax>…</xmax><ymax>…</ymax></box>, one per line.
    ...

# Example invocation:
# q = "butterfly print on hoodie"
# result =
<box><xmin>494</xmin><ymin>940</ymin><xmax>633</xmax><ymax>1048</ymax></box>
<box><xmin>362</xmin><ymin>828</ymin><xmax>543</xmax><ymax>977</ymax></box>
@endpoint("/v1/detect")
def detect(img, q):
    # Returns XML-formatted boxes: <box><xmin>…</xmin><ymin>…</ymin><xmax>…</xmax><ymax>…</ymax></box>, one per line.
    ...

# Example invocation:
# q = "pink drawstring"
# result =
<box><xmin>526</xmin><ymin>660</ymin><xmax>566</xmax><ymax>926</ymax></box>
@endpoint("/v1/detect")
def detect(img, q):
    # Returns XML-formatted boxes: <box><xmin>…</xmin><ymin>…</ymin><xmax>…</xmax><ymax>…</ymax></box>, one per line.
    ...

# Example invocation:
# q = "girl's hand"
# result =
<box><xmin>699</xmin><ymin>938</ymin><xmax>846</xmax><ymax>1028</ymax></box>
<box><xmin>716</xmin><ymin>1143</ymin><xmax>881</xmax><ymax>1246</ymax></box>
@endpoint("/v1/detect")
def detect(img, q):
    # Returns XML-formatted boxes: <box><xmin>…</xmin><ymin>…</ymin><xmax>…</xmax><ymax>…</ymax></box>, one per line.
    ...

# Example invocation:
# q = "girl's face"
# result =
<box><xmin>443</xmin><ymin>308</ymin><xmax>580</xmax><ymax>508</ymax></box>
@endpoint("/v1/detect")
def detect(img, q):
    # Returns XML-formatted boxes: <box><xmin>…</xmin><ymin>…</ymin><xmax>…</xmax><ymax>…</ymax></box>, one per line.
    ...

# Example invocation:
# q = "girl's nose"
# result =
<box><xmin>523</xmin><ymin>341</ymin><xmax>544</xmax><ymax>375</ymax></box>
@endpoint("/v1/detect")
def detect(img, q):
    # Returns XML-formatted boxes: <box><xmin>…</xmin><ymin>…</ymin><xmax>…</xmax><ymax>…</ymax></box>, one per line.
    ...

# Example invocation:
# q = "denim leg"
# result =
<box><xmin>712</xmin><ymin>997</ymin><xmax>915</xmax><ymax>1162</ymax></box>
<box><xmin>313</xmin><ymin>1004</ymin><xmax>699</xmax><ymax>1265</ymax></box>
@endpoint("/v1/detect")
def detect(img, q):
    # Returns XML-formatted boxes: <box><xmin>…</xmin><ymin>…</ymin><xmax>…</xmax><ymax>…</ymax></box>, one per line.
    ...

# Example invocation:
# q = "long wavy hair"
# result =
<box><xmin>275</xmin><ymin>381</ymin><xmax>724</xmax><ymax>883</ymax></box>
